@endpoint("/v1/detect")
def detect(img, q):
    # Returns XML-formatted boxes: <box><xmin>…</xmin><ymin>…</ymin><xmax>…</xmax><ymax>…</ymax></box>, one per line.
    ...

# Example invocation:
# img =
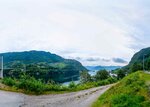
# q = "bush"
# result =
<box><xmin>92</xmin><ymin>71</ymin><xmax>150</xmax><ymax>107</ymax></box>
<box><xmin>94</xmin><ymin>77</ymin><xmax>117</xmax><ymax>87</ymax></box>
<box><xmin>44</xmin><ymin>84</ymin><xmax>65</xmax><ymax>91</ymax></box>
<box><xmin>68</xmin><ymin>81</ymin><xmax>76</xmax><ymax>89</ymax></box>
<box><xmin>2</xmin><ymin>78</ymin><xmax>17</xmax><ymax>87</ymax></box>
<box><xmin>80</xmin><ymin>71</ymin><xmax>92</xmax><ymax>83</ymax></box>
<box><xmin>124</xmin><ymin>74</ymin><xmax>139</xmax><ymax>86</ymax></box>
<box><xmin>142</xmin><ymin>101</ymin><xmax>150</xmax><ymax>107</ymax></box>
<box><xmin>18</xmin><ymin>77</ymin><xmax>45</xmax><ymax>94</ymax></box>
<box><xmin>2</xmin><ymin>72</ymin><xmax>117</xmax><ymax>94</ymax></box>
<box><xmin>107</xmin><ymin>77</ymin><xmax>117</xmax><ymax>83</ymax></box>
<box><xmin>116</xmin><ymin>69</ymin><xmax>126</xmax><ymax>80</ymax></box>
<box><xmin>95</xmin><ymin>70</ymin><xmax>110</xmax><ymax>81</ymax></box>
<box><xmin>111</xmin><ymin>94</ymin><xmax>145</xmax><ymax>107</ymax></box>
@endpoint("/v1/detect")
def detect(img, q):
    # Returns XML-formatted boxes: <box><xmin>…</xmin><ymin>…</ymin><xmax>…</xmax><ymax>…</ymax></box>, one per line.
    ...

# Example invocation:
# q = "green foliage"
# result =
<box><xmin>125</xmin><ymin>47</ymin><xmax>150</xmax><ymax>73</ymax></box>
<box><xmin>68</xmin><ymin>81</ymin><xmax>76</xmax><ymax>89</ymax></box>
<box><xmin>95</xmin><ymin>77</ymin><xmax>117</xmax><ymax>86</ymax></box>
<box><xmin>78</xmin><ymin>70</ymin><xmax>117</xmax><ymax>90</ymax></box>
<box><xmin>2</xmin><ymin>73</ymin><xmax>117</xmax><ymax>95</ymax></box>
<box><xmin>130</xmin><ymin>62</ymin><xmax>143</xmax><ymax>73</ymax></box>
<box><xmin>2</xmin><ymin>77</ymin><xmax>16</xmax><ymax>87</ymax></box>
<box><xmin>80</xmin><ymin>71</ymin><xmax>92</xmax><ymax>83</ymax></box>
<box><xmin>2</xmin><ymin>75</ymin><xmax>45</xmax><ymax>94</ymax></box>
<box><xmin>111</xmin><ymin>94</ymin><xmax>145</xmax><ymax>107</ymax></box>
<box><xmin>18</xmin><ymin>75</ymin><xmax>45</xmax><ymax>94</ymax></box>
<box><xmin>95</xmin><ymin>70</ymin><xmax>110</xmax><ymax>81</ymax></box>
<box><xmin>2</xmin><ymin>50</ymin><xmax>87</xmax><ymax>83</ymax></box>
<box><xmin>50</xmin><ymin>63</ymin><xmax>67</xmax><ymax>69</ymax></box>
<box><xmin>116</xmin><ymin>69</ymin><xmax>126</xmax><ymax>80</ymax></box>
<box><xmin>1</xmin><ymin>51</ymin><xmax>64</xmax><ymax>64</ymax></box>
<box><xmin>92</xmin><ymin>71</ymin><xmax>150</xmax><ymax>107</ymax></box>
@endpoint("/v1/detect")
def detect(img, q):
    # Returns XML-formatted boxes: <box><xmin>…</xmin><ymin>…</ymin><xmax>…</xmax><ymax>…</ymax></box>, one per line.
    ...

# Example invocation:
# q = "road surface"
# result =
<box><xmin>0</xmin><ymin>90</ymin><xmax>24</xmax><ymax>107</ymax></box>
<box><xmin>0</xmin><ymin>84</ymin><xmax>113</xmax><ymax>107</ymax></box>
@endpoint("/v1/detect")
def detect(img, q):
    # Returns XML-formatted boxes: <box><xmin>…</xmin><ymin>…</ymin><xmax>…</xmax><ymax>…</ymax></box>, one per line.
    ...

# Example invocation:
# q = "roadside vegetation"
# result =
<box><xmin>92</xmin><ymin>71</ymin><xmax>150</xmax><ymax>107</ymax></box>
<box><xmin>0</xmin><ymin>70</ymin><xmax>117</xmax><ymax>95</ymax></box>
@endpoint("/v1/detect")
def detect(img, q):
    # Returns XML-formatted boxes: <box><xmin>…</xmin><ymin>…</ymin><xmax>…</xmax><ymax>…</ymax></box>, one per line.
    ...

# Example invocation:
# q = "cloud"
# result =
<box><xmin>66</xmin><ymin>56</ymin><xmax>111</xmax><ymax>66</ymax></box>
<box><xmin>0</xmin><ymin>0</ymin><xmax>149</xmax><ymax>66</ymax></box>
<box><xmin>112</xmin><ymin>58</ymin><xmax>128</xmax><ymax>64</ymax></box>
<box><xmin>101</xmin><ymin>58</ymin><xmax>111</xmax><ymax>62</ymax></box>
<box><xmin>86</xmin><ymin>58</ymin><xmax>100</xmax><ymax>62</ymax></box>
<box><xmin>85</xmin><ymin>57</ymin><xmax>111</xmax><ymax>62</ymax></box>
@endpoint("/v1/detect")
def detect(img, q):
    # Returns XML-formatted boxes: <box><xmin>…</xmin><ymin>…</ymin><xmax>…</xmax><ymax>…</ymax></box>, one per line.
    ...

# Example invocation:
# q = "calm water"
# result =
<box><xmin>62</xmin><ymin>71</ymin><xmax>96</xmax><ymax>86</ymax></box>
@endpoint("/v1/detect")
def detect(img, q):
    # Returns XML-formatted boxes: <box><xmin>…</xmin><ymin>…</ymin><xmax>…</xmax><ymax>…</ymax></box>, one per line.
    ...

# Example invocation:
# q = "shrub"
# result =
<box><xmin>18</xmin><ymin>77</ymin><xmax>45</xmax><ymax>94</ymax></box>
<box><xmin>116</xmin><ymin>69</ymin><xmax>126</xmax><ymax>80</ymax></box>
<box><xmin>2</xmin><ymin>72</ymin><xmax>117</xmax><ymax>95</ymax></box>
<box><xmin>80</xmin><ymin>71</ymin><xmax>92</xmax><ymax>83</ymax></box>
<box><xmin>141</xmin><ymin>101</ymin><xmax>150</xmax><ymax>107</ymax></box>
<box><xmin>2</xmin><ymin>78</ymin><xmax>17</xmax><ymax>87</ymax></box>
<box><xmin>92</xmin><ymin>71</ymin><xmax>150</xmax><ymax>107</ymax></box>
<box><xmin>111</xmin><ymin>94</ymin><xmax>145</xmax><ymax>107</ymax></box>
<box><xmin>95</xmin><ymin>70</ymin><xmax>110</xmax><ymax>81</ymax></box>
<box><xmin>44</xmin><ymin>84</ymin><xmax>64</xmax><ymax>91</ymax></box>
<box><xmin>107</xmin><ymin>77</ymin><xmax>117</xmax><ymax>83</ymax></box>
<box><xmin>68</xmin><ymin>81</ymin><xmax>76</xmax><ymax>89</ymax></box>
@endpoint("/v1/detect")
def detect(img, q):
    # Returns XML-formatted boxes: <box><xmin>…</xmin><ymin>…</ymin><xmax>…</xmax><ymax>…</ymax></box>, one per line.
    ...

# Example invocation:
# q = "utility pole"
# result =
<box><xmin>143</xmin><ymin>54</ymin><xmax>146</xmax><ymax>72</ymax></box>
<box><xmin>0</xmin><ymin>56</ymin><xmax>3</xmax><ymax>78</ymax></box>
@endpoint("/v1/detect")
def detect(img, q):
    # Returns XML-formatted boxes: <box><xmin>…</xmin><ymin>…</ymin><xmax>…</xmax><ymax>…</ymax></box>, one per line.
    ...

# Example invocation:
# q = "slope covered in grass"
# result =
<box><xmin>92</xmin><ymin>71</ymin><xmax>150</xmax><ymax>107</ymax></box>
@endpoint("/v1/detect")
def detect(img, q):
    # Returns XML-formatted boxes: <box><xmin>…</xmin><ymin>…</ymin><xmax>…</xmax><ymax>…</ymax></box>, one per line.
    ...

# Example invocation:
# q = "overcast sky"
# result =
<box><xmin>0</xmin><ymin>0</ymin><xmax>150</xmax><ymax>66</ymax></box>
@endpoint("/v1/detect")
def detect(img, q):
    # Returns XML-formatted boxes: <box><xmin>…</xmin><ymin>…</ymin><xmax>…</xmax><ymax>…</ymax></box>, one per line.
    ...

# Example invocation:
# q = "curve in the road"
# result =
<box><xmin>0</xmin><ymin>84</ymin><xmax>113</xmax><ymax>107</ymax></box>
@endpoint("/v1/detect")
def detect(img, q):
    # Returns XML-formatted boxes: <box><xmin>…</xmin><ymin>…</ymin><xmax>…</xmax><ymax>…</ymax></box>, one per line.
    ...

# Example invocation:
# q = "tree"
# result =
<box><xmin>117</xmin><ymin>69</ymin><xmax>126</xmax><ymax>80</ymax></box>
<box><xmin>80</xmin><ymin>71</ymin><xmax>92</xmax><ymax>83</ymax></box>
<box><xmin>11</xmin><ymin>61</ymin><xmax>25</xmax><ymax>69</ymax></box>
<box><xmin>130</xmin><ymin>62</ymin><xmax>142</xmax><ymax>72</ymax></box>
<box><xmin>95</xmin><ymin>70</ymin><xmax>110</xmax><ymax>81</ymax></box>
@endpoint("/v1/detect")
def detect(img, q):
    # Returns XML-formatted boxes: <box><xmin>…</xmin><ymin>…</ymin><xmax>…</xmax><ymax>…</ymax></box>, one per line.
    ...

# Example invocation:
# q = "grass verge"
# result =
<box><xmin>92</xmin><ymin>71</ymin><xmax>150</xmax><ymax>107</ymax></box>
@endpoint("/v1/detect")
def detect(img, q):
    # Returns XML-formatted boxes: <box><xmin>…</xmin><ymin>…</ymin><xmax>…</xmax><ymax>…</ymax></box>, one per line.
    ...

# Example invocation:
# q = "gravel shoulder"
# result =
<box><xmin>0</xmin><ymin>84</ymin><xmax>113</xmax><ymax>107</ymax></box>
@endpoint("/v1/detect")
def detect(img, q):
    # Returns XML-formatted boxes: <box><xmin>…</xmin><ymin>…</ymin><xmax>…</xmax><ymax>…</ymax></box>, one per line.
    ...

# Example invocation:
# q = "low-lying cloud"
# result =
<box><xmin>75</xmin><ymin>57</ymin><xmax>111</xmax><ymax>62</ymax></box>
<box><xmin>112</xmin><ymin>58</ymin><xmax>128</xmax><ymax>64</ymax></box>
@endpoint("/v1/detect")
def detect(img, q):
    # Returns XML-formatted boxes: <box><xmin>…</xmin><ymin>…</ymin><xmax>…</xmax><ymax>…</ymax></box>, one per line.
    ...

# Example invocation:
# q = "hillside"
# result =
<box><xmin>92</xmin><ymin>71</ymin><xmax>150</xmax><ymax>107</ymax></box>
<box><xmin>0</xmin><ymin>50</ymin><xmax>87</xmax><ymax>83</ymax></box>
<box><xmin>1</xmin><ymin>51</ymin><xmax>64</xmax><ymax>64</ymax></box>
<box><xmin>125</xmin><ymin>47</ymin><xmax>150</xmax><ymax>72</ymax></box>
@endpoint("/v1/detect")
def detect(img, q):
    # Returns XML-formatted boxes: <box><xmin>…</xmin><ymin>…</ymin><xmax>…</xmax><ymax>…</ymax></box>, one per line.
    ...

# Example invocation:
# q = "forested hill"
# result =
<box><xmin>0</xmin><ymin>50</ymin><xmax>87</xmax><ymax>83</ymax></box>
<box><xmin>1</xmin><ymin>51</ymin><xmax>64</xmax><ymax>64</ymax></box>
<box><xmin>125</xmin><ymin>47</ymin><xmax>150</xmax><ymax>72</ymax></box>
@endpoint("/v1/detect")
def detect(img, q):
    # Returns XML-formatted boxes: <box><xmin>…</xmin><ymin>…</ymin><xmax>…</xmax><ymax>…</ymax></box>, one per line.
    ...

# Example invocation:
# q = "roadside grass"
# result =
<box><xmin>92</xmin><ymin>71</ymin><xmax>150</xmax><ymax>107</ymax></box>
<box><xmin>0</xmin><ymin>76</ymin><xmax>117</xmax><ymax>95</ymax></box>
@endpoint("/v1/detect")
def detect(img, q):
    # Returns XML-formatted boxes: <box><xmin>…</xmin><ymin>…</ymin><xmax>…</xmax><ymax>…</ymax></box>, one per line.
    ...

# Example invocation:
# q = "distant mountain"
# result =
<box><xmin>125</xmin><ymin>47</ymin><xmax>150</xmax><ymax>72</ymax></box>
<box><xmin>0</xmin><ymin>50</ymin><xmax>87</xmax><ymax>82</ymax></box>
<box><xmin>85</xmin><ymin>66</ymin><xmax>122</xmax><ymax>71</ymax></box>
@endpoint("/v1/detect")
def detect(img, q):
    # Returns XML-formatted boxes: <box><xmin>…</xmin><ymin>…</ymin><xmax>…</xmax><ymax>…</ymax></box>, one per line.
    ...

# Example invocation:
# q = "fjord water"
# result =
<box><xmin>62</xmin><ymin>70</ymin><xmax>97</xmax><ymax>86</ymax></box>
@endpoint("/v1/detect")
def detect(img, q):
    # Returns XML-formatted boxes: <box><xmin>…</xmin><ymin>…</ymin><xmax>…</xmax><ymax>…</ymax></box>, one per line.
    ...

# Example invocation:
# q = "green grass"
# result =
<box><xmin>92</xmin><ymin>71</ymin><xmax>150</xmax><ymax>107</ymax></box>
<box><xmin>49</xmin><ymin>63</ymin><xmax>67</xmax><ymax>69</ymax></box>
<box><xmin>0</xmin><ymin>76</ymin><xmax>117</xmax><ymax>95</ymax></box>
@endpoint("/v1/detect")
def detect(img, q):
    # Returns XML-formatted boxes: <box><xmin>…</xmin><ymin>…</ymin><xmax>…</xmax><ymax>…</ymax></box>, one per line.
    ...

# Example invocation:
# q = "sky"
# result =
<box><xmin>0</xmin><ymin>0</ymin><xmax>150</xmax><ymax>66</ymax></box>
